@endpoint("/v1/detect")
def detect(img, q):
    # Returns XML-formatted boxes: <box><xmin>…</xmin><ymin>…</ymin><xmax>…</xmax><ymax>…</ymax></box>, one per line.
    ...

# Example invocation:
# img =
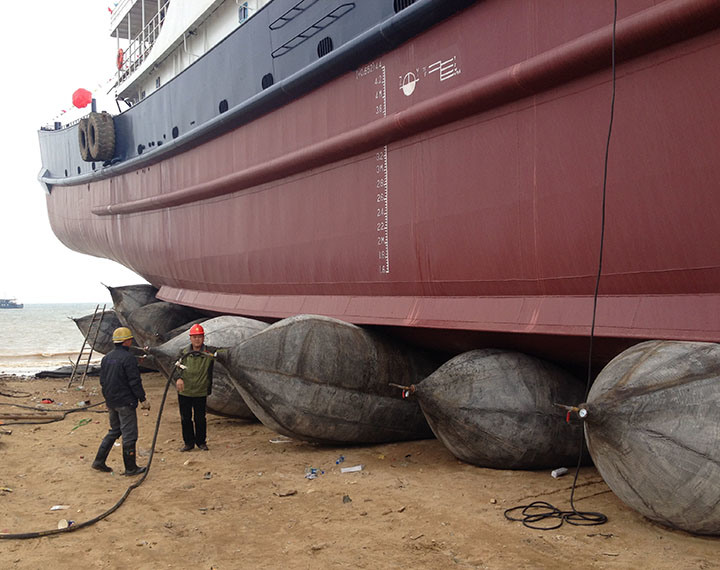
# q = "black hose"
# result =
<box><xmin>503</xmin><ymin>434</ymin><xmax>608</xmax><ymax>530</ymax></box>
<box><xmin>0</xmin><ymin>390</ymin><xmax>32</xmax><ymax>398</ymax></box>
<box><xmin>0</xmin><ymin>401</ymin><xmax>107</xmax><ymax>426</ymax></box>
<box><xmin>0</xmin><ymin>371</ymin><xmax>176</xmax><ymax>540</ymax></box>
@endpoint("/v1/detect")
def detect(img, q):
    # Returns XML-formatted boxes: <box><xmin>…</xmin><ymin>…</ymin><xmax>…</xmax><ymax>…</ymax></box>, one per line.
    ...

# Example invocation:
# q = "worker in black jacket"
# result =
<box><xmin>92</xmin><ymin>327</ymin><xmax>151</xmax><ymax>476</ymax></box>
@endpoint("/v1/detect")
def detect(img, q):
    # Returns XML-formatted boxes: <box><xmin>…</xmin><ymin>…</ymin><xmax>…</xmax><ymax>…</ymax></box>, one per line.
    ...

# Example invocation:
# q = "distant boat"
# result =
<box><xmin>0</xmin><ymin>298</ymin><xmax>23</xmax><ymax>309</ymax></box>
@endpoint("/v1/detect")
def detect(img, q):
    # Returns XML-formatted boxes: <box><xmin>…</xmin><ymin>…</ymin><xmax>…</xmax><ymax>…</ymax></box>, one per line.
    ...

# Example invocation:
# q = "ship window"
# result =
<box><xmin>65</xmin><ymin>169</ymin><xmax>68</xmax><ymax>177</ymax></box>
<box><xmin>238</xmin><ymin>2</ymin><xmax>249</xmax><ymax>22</ymax></box>
<box><xmin>138</xmin><ymin>144</ymin><xmax>145</xmax><ymax>155</ymax></box>
<box><xmin>393</xmin><ymin>0</ymin><xmax>416</xmax><ymax>13</ymax></box>
<box><xmin>219</xmin><ymin>99</ymin><xmax>229</xmax><ymax>114</ymax></box>
<box><xmin>262</xmin><ymin>73</ymin><xmax>274</xmax><ymax>90</ymax></box>
<box><xmin>172</xmin><ymin>126</ymin><xmax>179</xmax><ymax>139</ymax></box>
<box><xmin>92</xmin><ymin>162</ymin><xmax>96</xmax><ymax>171</ymax></box>
<box><xmin>317</xmin><ymin>37</ymin><xmax>333</xmax><ymax>58</ymax></box>
<box><xmin>77</xmin><ymin>166</ymin><xmax>81</xmax><ymax>174</ymax></box>
<box><xmin>140</xmin><ymin>90</ymin><xmax>146</xmax><ymax>100</ymax></box>
<box><xmin>155</xmin><ymin>77</ymin><xmax>161</xmax><ymax>89</ymax></box>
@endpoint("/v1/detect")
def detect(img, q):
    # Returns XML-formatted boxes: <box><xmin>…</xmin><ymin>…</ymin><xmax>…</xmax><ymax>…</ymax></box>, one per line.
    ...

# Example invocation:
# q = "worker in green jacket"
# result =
<box><xmin>176</xmin><ymin>323</ymin><xmax>216</xmax><ymax>451</ymax></box>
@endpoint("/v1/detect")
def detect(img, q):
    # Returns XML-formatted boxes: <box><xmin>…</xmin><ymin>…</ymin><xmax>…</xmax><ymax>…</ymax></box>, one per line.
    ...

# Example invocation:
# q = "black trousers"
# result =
<box><xmin>178</xmin><ymin>394</ymin><xmax>207</xmax><ymax>446</ymax></box>
<box><xmin>101</xmin><ymin>405</ymin><xmax>139</xmax><ymax>448</ymax></box>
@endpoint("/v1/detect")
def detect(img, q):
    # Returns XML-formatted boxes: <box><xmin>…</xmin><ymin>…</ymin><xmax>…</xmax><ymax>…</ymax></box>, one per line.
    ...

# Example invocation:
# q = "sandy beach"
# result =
<box><xmin>1</xmin><ymin>372</ymin><xmax>717</xmax><ymax>569</ymax></box>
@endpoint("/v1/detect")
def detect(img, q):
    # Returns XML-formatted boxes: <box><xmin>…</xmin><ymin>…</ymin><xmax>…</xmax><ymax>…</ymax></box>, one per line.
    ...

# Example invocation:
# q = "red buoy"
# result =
<box><xmin>72</xmin><ymin>88</ymin><xmax>92</xmax><ymax>109</ymax></box>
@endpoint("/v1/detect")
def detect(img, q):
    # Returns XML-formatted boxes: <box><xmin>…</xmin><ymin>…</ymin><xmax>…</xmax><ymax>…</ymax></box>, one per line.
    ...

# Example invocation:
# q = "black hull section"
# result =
<box><xmin>38</xmin><ymin>0</ymin><xmax>475</xmax><ymax>187</ymax></box>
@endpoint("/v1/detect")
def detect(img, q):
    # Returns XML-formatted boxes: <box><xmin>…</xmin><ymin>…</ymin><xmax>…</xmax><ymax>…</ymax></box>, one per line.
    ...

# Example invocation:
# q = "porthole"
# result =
<box><xmin>219</xmin><ymin>99</ymin><xmax>229</xmax><ymax>113</ymax></box>
<box><xmin>262</xmin><ymin>73</ymin><xmax>274</xmax><ymax>89</ymax></box>
<box><xmin>172</xmin><ymin>126</ymin><xmax>179</xmax><ymax>139</ymax></box>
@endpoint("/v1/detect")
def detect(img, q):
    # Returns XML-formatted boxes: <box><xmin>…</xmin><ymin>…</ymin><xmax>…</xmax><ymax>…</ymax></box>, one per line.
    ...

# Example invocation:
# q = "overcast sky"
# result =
<box><xmin>0</xmin><ymin>1</ymin><xmax>147</xmax><ymax>303</ymax></box>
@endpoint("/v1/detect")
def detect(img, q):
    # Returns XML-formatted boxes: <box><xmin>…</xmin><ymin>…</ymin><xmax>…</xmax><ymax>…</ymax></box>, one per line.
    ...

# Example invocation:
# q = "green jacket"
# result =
<box><xmin>178</xmin><ymin>344</ymin><xmax>217</xmax><ymax>397</ymax></box>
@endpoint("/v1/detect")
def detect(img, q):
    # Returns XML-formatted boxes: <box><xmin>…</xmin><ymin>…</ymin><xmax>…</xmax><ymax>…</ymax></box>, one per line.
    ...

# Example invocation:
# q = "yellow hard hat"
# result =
<box><xmin>112</xmin><ymin>327</ymin><xmax>133</xmax><ymax>343</ymax></box>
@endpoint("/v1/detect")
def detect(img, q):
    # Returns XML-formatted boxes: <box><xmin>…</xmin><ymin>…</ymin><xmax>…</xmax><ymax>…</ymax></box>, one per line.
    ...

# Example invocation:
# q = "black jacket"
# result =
<box><xmin>100</xmin><ymin>345</ymin><xmax>146</xmax><ymax>408</ymax></box>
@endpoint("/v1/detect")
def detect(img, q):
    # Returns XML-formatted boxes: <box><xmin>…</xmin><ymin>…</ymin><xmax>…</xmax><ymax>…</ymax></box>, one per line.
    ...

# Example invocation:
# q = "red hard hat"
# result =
<box><xmin>189</xmin><ymin>323</ymin><xmax>205</xmax><ymax>336</ymax></box>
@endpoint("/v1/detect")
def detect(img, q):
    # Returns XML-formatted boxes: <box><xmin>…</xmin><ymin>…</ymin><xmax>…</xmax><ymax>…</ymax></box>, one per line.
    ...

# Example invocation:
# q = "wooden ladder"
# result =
<box><xmin>68</xmin><ymin>304</ymin><xmax>106</xmax><ymax>389</ymax></box>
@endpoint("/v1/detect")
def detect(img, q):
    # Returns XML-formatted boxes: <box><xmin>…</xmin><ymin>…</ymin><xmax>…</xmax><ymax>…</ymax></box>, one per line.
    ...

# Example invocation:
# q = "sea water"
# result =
<box><xmin>0</xmin><ymin>303</ymin><xmax>106</xmax><ymax>376</ymax></box>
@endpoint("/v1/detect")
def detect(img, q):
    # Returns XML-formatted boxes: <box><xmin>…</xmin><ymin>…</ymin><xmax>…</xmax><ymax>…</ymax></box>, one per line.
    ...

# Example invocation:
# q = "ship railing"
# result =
<box><xmin>40</xmin><ymin>110</ymin><xmax>92</xmax><ymax>132</ymax></box>
<box><xmin>116</xmin><ymin>0</ymin><xmax>170</xmax><ymax>86</ymax></box>
<box><xmin>110</xmin><ymin>0</ymin><xmax>135</xmax><ymax>27</ymax></box>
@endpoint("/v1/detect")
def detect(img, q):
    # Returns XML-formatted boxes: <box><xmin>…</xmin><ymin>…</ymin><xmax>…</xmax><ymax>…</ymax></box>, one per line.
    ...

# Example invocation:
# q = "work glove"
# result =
<box><xmin>140</xmin><ymin>398</ymin><xmax>151</xmax><ymax>410</ymax></box>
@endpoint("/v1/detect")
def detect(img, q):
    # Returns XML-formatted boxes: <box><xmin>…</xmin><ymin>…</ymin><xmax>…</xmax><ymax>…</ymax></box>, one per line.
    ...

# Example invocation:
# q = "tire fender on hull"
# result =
<box><xmin>77</xmin><ymin>117</ymin><xmax>91</xmax><ymax>162</ymax></box>
<box><xmin>87</xmin><ymin>111</ymin><xmax>116</xmax><ymax>162</ymax></box>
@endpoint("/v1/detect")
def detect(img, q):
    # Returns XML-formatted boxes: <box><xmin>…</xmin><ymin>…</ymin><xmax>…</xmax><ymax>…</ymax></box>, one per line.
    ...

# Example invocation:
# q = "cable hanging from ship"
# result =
<box><xmin>504</xmin><ymin>0</ymin><xmax>617</xmax><ymax>531</ymax></box>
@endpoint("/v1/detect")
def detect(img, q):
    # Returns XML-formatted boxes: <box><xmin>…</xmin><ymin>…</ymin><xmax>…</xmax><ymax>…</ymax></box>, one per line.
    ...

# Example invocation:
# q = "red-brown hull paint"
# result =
<box><xmin>46</xmin><ymin>0</ymin><xmax>720</xmax><ymax>366</ymax></box>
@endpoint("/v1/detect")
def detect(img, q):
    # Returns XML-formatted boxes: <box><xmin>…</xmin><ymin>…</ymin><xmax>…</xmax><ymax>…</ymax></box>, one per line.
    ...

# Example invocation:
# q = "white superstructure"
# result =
<box><xmin>111</xmin><ymin>0</ymin><xmax>269</xmax><ymax>105</ymax></box>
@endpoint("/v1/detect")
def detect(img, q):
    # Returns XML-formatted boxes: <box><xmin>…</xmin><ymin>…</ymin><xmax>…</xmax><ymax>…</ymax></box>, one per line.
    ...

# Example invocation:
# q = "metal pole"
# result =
<box><xmin>142</xmin><ymin>0</ymin><xmax>146</xmax><ymax>51</ymax></box>
<box><xmin>116</xmin><ymin>29</ymin><xmax>120</xmax><ymax>82</ymax></box>
<box><xmin>127</xmin><ymin>10</ymin><xmax>131</xmax><ymax>58</ymax></box>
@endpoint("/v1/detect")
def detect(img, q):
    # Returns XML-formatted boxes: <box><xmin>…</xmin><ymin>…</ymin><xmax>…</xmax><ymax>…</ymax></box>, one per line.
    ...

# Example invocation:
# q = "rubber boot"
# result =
<box><xmin>92</xmin><ymin>439</ymin><xmax>114</xmax><ymax>472</ymax></box>
<box><xmin>122</xmin><ymin>444</ymin><xmax>147</xmax><ymax>476</ymax></box>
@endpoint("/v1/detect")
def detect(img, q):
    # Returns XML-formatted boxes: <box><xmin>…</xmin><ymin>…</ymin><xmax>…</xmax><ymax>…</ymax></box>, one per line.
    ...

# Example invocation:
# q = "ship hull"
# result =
<box><xmin>41</xmin><ymin>0</ymin><xmax>720</xmax><ymax>366</ymax></box>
